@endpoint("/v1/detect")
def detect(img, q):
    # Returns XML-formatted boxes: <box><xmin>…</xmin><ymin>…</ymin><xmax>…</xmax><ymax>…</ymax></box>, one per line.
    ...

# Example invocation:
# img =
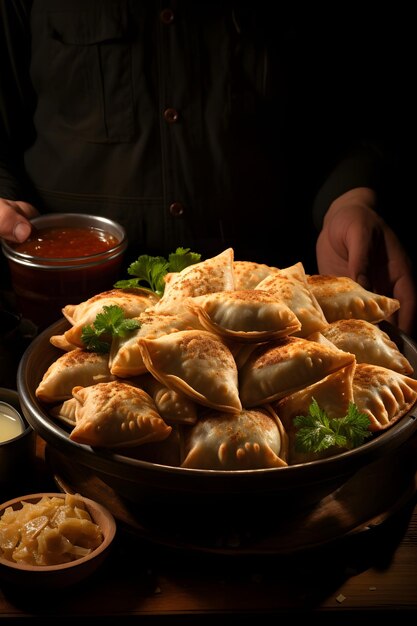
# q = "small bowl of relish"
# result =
<box><xmin>1</xmin><ymin>213</ymin><xmax>127</xmax><ymax>329</ymax></box>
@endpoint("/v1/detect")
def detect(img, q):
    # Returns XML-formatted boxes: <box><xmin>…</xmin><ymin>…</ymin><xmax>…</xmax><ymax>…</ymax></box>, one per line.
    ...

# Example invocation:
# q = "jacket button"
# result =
<box><xmin>160</xmin><ymin>8</ymin><xmax>175</xmax><ymax>24</ymax></box>
<box><xmin>169</xmin><ymin>202</ymin><xmax>185</xmax><ymax>216</ymax></box>
<box><xmin>163</xmin><ymin>108</ymin><xmax>179</xmax><ymax>123</ymax></box>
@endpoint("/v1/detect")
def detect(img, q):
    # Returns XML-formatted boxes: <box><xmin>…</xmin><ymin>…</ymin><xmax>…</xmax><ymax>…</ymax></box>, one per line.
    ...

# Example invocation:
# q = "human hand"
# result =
<box><xmin>0</xmin><ymin>198</ymin><xmax>38</xmax><ymax>242</ymax></box>
<box><xmin>316</xmin><ymin>187</ymin><xmax>416</xmax><ymax>336</ymax></box>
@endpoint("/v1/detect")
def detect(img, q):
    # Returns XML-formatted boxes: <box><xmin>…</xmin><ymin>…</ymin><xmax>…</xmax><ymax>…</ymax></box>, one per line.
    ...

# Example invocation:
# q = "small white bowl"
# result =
<box><xmin>0</xmin><ymin>388</ymin><xmax>36</xmax><ymax>500</ymax></box>
<box><xmin>0</xmin><ymin>492</ymin><xmax>116</xmax><ymax>588</ymax></box>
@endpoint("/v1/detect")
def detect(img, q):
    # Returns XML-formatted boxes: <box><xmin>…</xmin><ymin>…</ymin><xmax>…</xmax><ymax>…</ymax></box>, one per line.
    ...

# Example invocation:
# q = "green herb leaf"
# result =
<box><xmin>331</xmin><ymin>403</ymin><xmax>373</xmax><ymax>449</ymax></box>
<box><xmin>80</xmin><ymin>325</ymin><xmax>110</xmax><ymax>354</ymax></box>
<box><xmin>168</xmin><ymin>247</ymin><xmax>201</xmax><ymax>273</ymax></box>
<box><xmin>113</xmin><ymin>277</ymin><xmax>149</xmax><ymax>291</ymax></box>
<box><xmin>81</xmin><ymin>305</ymin><xmax>141</xmax><ymax>353</ymax></box>
<box><xmin>124</xmin><ymin>255</ymin><xmax>169</xmax><ymax>295</ymax></box>
<box><xmin>294</xmin><ymin>399</ymin><xmax>371</xmax><ymax>453</ymax></box>
<box><xmin>114</xmin><ymin>248</ymin><xmax>201</xmax><ymax>295</ymax></box>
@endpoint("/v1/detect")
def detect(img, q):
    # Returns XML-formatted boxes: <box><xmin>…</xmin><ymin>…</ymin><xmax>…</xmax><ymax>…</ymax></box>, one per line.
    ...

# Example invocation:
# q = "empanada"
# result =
<box><xmin>141</xmin><ymin>376</ymin><xmax>198</xmax><ymax>425</ymax></box>
<box><xmin>187</xmin><ymin>289</ymin><xmax>301</xmax><ymax>341</ymax></box>
<box><xmin>274</xmin><ymin>363</ymin><xmax>356</xmax><ymax>464</ymax></box>
<box><xmin>109</xmin><ymin>307</ymin><xmax>203</xmax><ymax>377</ymax></box>
<box><xmin>49</xmin><ymin>398</ymin><xmax>78</xmax><ymax>427</ymax></box>
<box><xmin>69</xmin><ymin>381</ymin><xmax>172</xmax><ymax>447</ymax></box>
<box><xmin>35</xmin><ymin>348</ymin><xmax>115</xmax><ymax>403</ymax></box>
<box><xmin>139</xmin><ymin>329</ymin><xmax>242</xmax><ymax>412</ymax></box>
<box><xmin>352</xmin><ymin>363</ymin><xmax>417</xmax><ymax>431</ymax></box>
<box><xmin>239</xmin><ymin>336</ymin><xmax>355</xmax><ymax>407</ymax></box>
<box><xmin>155</xmin><ymin>247</ymin><xmax>235</xmax><ymax>310</ymax></box>
<box><xmin>49</xmin><ymin>335</ymin><xmax>78</xmax><ymax>352</ymax></box>
<box><xmin>233</xmin><ymin>260</ymin><xmax>279</xmax><ymax>290</ymax></box>
<box><xmin>62</xmin><ymin>288</ymin><xmax>157</xmax><ymax>347</ymax></box>
<box><xmin>319</xmin><ymin>319</ymin><xmax>413</xmax><ymax>374</ymax></box>
<box><xmin>307</xmin><ymin>274</ymin><xmax>400</xmax><ymax>323</ymax></box>
<box><xmin>181</xmin><ymin>406</ymin><xmax>288</xmax><ymax>470</ymax></box>
<box><xmin>256</xmin><ymin>262</ymin><xmax>327</xmax><ymax>337</ymax></box>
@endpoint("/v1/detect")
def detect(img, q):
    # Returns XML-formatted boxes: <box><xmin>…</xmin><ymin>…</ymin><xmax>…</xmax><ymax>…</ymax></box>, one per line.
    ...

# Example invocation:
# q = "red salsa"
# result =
<box><xmin>14</xmin><ymin>227</ymin><xmax>119</xmax><ymax>259</ymax></box>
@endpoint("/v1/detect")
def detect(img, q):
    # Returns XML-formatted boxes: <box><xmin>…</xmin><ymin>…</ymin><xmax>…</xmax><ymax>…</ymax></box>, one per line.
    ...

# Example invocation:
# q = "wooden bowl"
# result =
<box><xmin>0</xmin><ymin>493</ymin><xmax>116</xmax><ymax>588</ymax></box>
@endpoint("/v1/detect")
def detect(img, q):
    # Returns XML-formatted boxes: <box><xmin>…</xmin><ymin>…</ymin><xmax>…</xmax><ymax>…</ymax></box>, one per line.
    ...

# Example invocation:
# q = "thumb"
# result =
<box><xmin>0</xmin><ymin>199</ymin><xmax>38</xmax><ymax>242</ymax></box>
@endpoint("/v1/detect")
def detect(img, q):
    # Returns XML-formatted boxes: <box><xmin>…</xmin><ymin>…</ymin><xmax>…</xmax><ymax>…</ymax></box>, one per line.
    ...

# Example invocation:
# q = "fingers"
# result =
<box><xmin>0</xmin><ymin>199</ymin><xmax>39</xmax><ymax>242</ymax></box>
<box><xmin>344</xmin><ymin>218</ymin><xmax>378</xmax><ymax>290</ymax></box>
<box><xmin>392</xmin><ymin>273</ymin><xmax>417</xmax><ymax>337</ymax></box>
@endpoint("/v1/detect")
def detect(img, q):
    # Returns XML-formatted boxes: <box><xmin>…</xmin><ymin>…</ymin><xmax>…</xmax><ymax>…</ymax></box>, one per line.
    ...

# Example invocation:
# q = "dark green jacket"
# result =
<box><xmin>0</xmin><ymin>0</ymin><xmax>391</xmax><ymax>270</ymax></box>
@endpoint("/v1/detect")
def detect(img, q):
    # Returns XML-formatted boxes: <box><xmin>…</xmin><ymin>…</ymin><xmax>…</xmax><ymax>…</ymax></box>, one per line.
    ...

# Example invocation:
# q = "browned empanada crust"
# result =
<box><xmin>49</xmin><ymin>334</ymin><xmax>78</xmax><ymax>352</ymax></box>
<box><xmin>239</xmin><ymin>336</ymin><xmax>355</xmax><ymax>407</ymax></box>
<box><xmin>307</xmin><ymin>275</ymin><xmax>400</xmax><ymax>323</ymax></box>
<box><xmin>352</xmin><ymin>363</ymin><xmax>417</xmax><ymax>431</ymax></box>
<box><xmin>141</xmin><ymin>375</ymin><xmax>198</xmax><ymax>425</ymax></box>
<box><xmin>181</xmin><ymin>406</ymin><xmax>288</xmax><ymax>470</ymax></box>
<box><xmin>139</xmin><ymin>329</ymin><xmax>242</xmax><ymax>412</ymax></box>
<box><xmin>109</xmin><ymin>307</ymin><xmax>203</xmax><ymax>377</ymax></box>
<box><xmin>256</xmin><ymin>262</ymin><xmax>327</xmax><ymax>337</ymax></box>
<box><xmin>63</xmin><ymin>288</ymin><xmax>158</xmax><ymax>347</ymax></box>
<box><xmin>69</xmin><ymin>380</ymin><xmax>172</xmax><ymax>447</ymax></box>
<box><xmin>36</xmin><ymin>348</ymin><xmax>115</xmax><ymax>403</ymax></box>
<box><xmin>155</xmin><ymin>247</ymin><xmax>235</xmax><ymax>310</ymax></box>
<box><xmin>233</xmin><ymin>260</ymin><xmax>280</xmax><ymax>290</ymax></box>
<box><xmin>49</xmin><ymin>398</ymin><xmax>78</xmax><ymax>427</ymax></box>
<box><xmin>187</xmin><ymin>289</ymin><xmax>301</xmax><ymax>341</ymax></box>
<box><xmin>320</xmin><ymin>319</ymin><xmax>413</xmax><ymax>374</ymax></box>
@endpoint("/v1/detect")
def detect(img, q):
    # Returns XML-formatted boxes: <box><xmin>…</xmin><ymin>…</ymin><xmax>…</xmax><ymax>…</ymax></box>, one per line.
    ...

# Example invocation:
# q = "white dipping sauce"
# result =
<box><xmin>0</xmin><ymin>406</ymin><xmax>24</xmax><ymax>443</ymax></box>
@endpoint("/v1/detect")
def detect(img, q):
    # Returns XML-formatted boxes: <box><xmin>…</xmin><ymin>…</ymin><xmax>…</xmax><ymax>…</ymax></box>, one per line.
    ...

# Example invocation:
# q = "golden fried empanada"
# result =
<box><xmin>187</xmin><ymin>289</ymin><xmax>301</xmax><ymax>341</ymax></box>
<box><xmin>49</xmin><ymin>335</ymin><xmax>78</xmax><ymax>352</ymax></box>
<box><xmin>62</xmin><ymin>288</ymin><xmax>157</xmax><ymax>347</ymax></box>
<box><xmin>307</xmin><ymin>275</ymin><xmax>400</xmax><ymax>323</ymax></box>
<box><xmin>141</xmin><ymin>376</ymin><xmax>198</xmax><ymax>425</ymax></box>
<box><xmin>49</xmin><ymin>398</ymin><xmax>78</xmax><ymax>427</ymax></box>
<box><xmin>233</xmin><ymin>260</ymin><xmax>279</xmax><ymax>290</ymax></box>
<box><xmin>181</xmin><ymin>406</ymin><xmax>288</xmax><ymax>470</ymax></box>
<box><xmin>352</xmin><ymin>363</ymin><xmax>417</xmax><ymax>431</ymax></box>
<box><xmin>274</xmin><ymin>363</ymin><xmax>356</xmax><ymax>464</ymax></box>
<box><xmin>256</xmin><ymin>262</ymin><xmax>327</xmax><ymax>337</ymax></box>
<box><xmin>139</xmin><ymin>329</ymin><xmax>242</xmax><ymax>412</ymax></box>
<box><xmin>155</xmin><ymin>248</ymin><xmax>235</xmax><ymax>310</ymax></box>
<box><xmin>319</xmin><ymin>319</ymin><xmax>413</xmax><ymax>374</ymax></box>
<box><xmin>69</xmin><ymin>381</ymin><xmax>172</xmax><ymax>447</ymax></box>
<box><xmin>35</xmin><ymin>348</ymin><xmax>115</xmax><ymax>403</ymax></box>
<box><xmin>109</xmin><ymin>307</ymin><xmax>203</xmax><ymax>377</ymax></box>
<box><xmin>239</xmin><ymin>336</ymin><xmax>355</xmax><ymax>407</ymax></box>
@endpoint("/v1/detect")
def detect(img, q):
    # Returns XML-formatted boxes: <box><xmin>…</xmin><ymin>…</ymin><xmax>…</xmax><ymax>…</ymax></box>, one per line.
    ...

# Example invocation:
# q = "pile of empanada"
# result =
<box><xmin>35</xmin><ymin>247</ymin><xmax>417</xmax><ymax>470</ymax></box>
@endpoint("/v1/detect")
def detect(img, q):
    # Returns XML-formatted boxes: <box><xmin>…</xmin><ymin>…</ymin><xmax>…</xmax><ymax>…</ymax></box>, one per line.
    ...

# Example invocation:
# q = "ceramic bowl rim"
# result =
<box><xmin>0</xmin><ymin>492</ymin><xmax>116</xmax><ymax>572</ymax></box>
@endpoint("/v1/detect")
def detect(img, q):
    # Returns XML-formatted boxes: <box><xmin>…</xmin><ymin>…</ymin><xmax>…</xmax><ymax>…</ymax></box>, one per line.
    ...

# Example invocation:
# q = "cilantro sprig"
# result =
<box><xmin>294</xmin><ymin>399</ymin><xmax>371</xmax><ymax>453</ymax></box>
<box><xmin>114</xmin><ymin>247</ymin><xmax>201</xmax><ymax>295</ymax></box>
<box><xmin>81</xmin><ymin>305</ymin><xmax>141</xmax><ymax>353</ymax></box>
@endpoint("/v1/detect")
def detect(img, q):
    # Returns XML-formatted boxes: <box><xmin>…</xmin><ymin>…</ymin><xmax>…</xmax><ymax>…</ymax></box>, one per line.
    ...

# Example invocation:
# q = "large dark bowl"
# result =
<box><xmin>16</xmin><ymin>319</ymin><xmax>417</xmax><ymax>539</ymax></box>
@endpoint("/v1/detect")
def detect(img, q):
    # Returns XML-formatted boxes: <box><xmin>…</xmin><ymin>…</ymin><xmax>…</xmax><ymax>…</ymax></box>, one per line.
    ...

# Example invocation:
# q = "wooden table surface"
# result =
<box><xmin>1</xmin><ymin>436</ymin><xmax>417</xmax><ymax>625</ymax></box>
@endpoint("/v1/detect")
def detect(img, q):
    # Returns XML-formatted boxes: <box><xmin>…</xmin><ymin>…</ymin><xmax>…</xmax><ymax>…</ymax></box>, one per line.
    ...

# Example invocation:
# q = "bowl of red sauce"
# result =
<box><xmin>1</xmin><ymin>213</ymin><xmax>127</xmax><ymax>330</ymax></box>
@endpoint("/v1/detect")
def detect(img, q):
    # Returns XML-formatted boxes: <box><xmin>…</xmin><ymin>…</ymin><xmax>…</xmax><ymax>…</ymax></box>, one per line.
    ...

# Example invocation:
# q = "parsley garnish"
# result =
<box><xmin>81</xmin><ymin>305</ymin><xmax>141</xmax><ymax>353</ymax></box>
<box><xmin>294</xmin><ymin>399</ymin><xmax>371</xmax><ymax>453</ymax></box>
<box><xmin>168</xmin><ymin>247</ymin><xmax>201</xmax><ymax>273</ymax></box>
<box><xmin>114</xmin><ymin>247</ymin><xmax>201</xmax><ymax>295</ymax></box>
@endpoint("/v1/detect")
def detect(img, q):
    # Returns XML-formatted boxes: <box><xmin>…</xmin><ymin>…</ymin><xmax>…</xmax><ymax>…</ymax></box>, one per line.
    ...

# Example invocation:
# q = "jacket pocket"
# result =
<box><xmin>46</xmin><ymin>2</ymin><xmax>134</xmax><ymax>143</ymax></box>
